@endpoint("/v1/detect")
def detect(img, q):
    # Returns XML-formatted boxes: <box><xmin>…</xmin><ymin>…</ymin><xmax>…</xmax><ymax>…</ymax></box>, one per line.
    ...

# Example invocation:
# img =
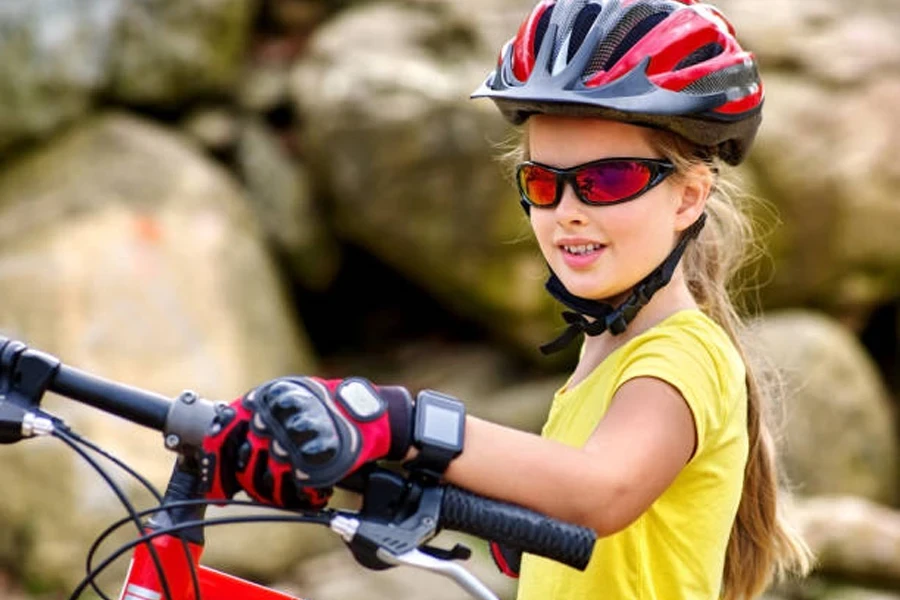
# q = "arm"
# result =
<box><xmin>202</xmin><ymin>375</ymin><xmax>695</xmax><ymax>536</ymax></box>
<box><xmin>443</xmin><ymin>376</ymin><xmax>696</xmax><ymax>536</ymax></box>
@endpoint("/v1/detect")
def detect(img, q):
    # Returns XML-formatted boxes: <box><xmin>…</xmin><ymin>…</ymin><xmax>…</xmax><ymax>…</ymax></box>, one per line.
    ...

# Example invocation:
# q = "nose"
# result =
<box><xmin>555</xmin><ymin>181</ymin><xmax>587</xmax><ymax>225</ymax></box>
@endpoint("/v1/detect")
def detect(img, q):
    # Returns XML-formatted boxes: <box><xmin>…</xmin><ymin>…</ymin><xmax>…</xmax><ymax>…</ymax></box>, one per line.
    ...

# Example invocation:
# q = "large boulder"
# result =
<box><xmin>291</xmin><ymin>2</ymin><xmax>564</xmax><ymax>359</ymax></box>
<box><xmin>0</xmin><ymin>0</ymin><xmax>117</xmax><ymax>153</ymax></box>
<box><xmin>237</xmin><ymin>117</ymin><xmax>341</xmax><ymax>290</ymax></box>
<box><xmin>714</xmin><ymin>0</ymin><xmax>900</xmax><ymax>316</ymax></box>
<box><xmin>792</xmin><ymin>496</ymin><xmax>900</xmax><ymax>589</ymax></box>
<box><xmin>0</xmin><ymin>113</ymin><xmax>329</xmax><ymax>591</ymax></box>
<box><xmin>107</xmin><ymin>0</ymin><xmax>256</xmax><ymax>106</ymax></box>
<box><xmin>0</xmin><ymin>0</ymin><xmax>257</xmax><ymax>156</ymax></box>
<box><xmin>749</xmin><ymin>311</ymin><xmax>898</xmax><ymax>504</ymax></box>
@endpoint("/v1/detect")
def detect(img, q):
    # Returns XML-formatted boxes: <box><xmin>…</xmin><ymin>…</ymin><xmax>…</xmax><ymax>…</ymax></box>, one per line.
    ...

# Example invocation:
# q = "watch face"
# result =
<box><xmin>422</xmin><ymin>403</ymin><xmax>462</xmax><ymax>448</ymax></box>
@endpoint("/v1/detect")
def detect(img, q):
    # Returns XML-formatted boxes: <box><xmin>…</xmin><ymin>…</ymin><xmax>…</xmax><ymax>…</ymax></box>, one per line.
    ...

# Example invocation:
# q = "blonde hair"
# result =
<box><xmin>650</xmin><ymin>129</ymin><xmax>813</xmax><ymax>599</ymax></box>
<box><xmin>505</xmin><ymin>126</ymin><xmax>813</xmax><ymax>597</ymax></box>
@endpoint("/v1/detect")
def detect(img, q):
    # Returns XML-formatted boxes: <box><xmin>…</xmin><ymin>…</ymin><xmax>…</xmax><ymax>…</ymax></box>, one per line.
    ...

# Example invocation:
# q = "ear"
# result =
<box><xmin>673</xmin><ymin>163</ymin><xmax>712</xmax><ymax>232</ymax></box>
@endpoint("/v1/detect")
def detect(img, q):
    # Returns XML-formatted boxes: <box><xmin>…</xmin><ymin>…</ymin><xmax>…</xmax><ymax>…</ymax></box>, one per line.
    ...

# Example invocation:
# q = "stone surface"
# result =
<box><xmin>749</xmin><ymin>311</ymin><xmax>898</xmax><ymax>504</ymax></box>
<box><xmin>239</xmin><ymin>62</ymin><xmax>293</xmax><ymax>113</ymax></box>
<box><xmin>792</xmin><ymin>496</ymin><xmax>900</xmax><ymax>589</ymax></box>
<box><xmin>0</xmin><ymin>112</ymin><xmax>323</xmax><ymax>590</ymax></box>
<box><xmin>0</xmin><ymin>0</ymin><xmax>258</xmax><ymax>153</ymax></box>
<box><xmin>237</xmin><ymin>118</ymin><xmax>340</xmax><ymax>290</ymax></box>
<box><xmin>712</xmin><ymin>0</ymin><xmax>900</xmax><ymax>316</ymax></box>
<box><xmin>107</xmin><ymin>0</ymin><xmax>256</xmax><ymax>106</ymax></box>
<box><xmin>181</xmin><ymin>105</ymin><xmax>240</xmax><ymax>151</ymax></box>
<box><xmin>0</xmin><ymin>0</ymin><xmax>118</xmax><ymax>153</ymax></box>
<box><xmin>291</xmin><ymin>2</ymin><xmax>564</xmax><ymax>359</ymax></box>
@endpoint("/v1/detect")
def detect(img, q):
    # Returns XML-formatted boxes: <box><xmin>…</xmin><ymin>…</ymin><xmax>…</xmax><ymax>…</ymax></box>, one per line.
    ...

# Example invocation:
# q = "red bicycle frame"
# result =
<box><xmin>119</xmin><ymin>533</ymin><xmax>302</xmax><ymax>600</ymax></box>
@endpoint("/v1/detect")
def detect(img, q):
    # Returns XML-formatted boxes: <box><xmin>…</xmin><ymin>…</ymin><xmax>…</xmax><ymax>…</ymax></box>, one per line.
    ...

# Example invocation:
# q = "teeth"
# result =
<box><xmin>563</xmin><ymin>243</ymin><xmax>602</xmax><ymax>255</ymax></box>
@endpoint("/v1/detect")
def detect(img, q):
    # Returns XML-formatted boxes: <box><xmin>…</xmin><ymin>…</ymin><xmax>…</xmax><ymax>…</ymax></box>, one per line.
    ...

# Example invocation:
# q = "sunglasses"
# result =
<box><xmin>516</xmin><ymin>157</ymin><xmax>676</xmax><ymax>208</ymax></box>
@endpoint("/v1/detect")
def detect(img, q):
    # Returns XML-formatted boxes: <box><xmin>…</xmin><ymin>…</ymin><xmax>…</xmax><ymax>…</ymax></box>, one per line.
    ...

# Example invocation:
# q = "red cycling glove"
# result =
<box><xmin>201</xmin><ymin>377</ymin><xmax>413</xmax><ymax>510</ymax></box>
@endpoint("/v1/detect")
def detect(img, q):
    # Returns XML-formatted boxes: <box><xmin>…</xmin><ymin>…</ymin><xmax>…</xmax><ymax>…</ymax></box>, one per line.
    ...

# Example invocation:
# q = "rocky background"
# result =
<box><xmin>0</xmin><ymin>0</ymin><xmax>898</xmax><ymax>598</ymax></box>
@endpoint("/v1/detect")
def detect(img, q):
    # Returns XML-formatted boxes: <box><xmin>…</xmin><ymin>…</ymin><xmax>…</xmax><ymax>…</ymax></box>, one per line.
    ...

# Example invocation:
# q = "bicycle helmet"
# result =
<box><xmin>471</xmin><ymin>0</ymin><xmax>762</xmax><ymax>352</ymax></box>
<box><xmin>472</xmin><ymin>0</ymin><xmax>763</xmax><ymax>165</ymax></box>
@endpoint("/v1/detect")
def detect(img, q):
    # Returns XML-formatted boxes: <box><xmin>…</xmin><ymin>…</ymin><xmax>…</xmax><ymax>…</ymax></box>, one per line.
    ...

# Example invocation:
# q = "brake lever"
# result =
<box><xmin>374</xmin><ymin>548</ymin><xmax>499</xmax><ymax>600</ymax></box>
<box><xmin>328</xmin><ymin>482</ymin><xmax>444</xmax><ymax>569</ymax></box>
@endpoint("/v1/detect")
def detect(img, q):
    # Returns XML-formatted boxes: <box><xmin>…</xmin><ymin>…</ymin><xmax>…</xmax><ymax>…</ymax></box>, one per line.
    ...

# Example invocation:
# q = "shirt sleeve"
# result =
<box><xmin>613</xmin><ymin>328</ymin><xmax>730</xmax><ymax>457</ymax></box>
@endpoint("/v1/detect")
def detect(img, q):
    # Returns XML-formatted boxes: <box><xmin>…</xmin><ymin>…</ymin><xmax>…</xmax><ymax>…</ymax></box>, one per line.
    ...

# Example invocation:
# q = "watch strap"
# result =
<box><xmin>404</xmin><ymin>444</ymin><xmax>459</xmax><ymax>481</ymax></box>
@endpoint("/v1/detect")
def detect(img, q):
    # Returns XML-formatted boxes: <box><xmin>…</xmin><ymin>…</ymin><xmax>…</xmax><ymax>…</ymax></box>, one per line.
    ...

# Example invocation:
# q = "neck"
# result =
<box><xmin>582</xmin><ymin>266</ymin><xmax>698</xmax><ymax>358</ymax></box>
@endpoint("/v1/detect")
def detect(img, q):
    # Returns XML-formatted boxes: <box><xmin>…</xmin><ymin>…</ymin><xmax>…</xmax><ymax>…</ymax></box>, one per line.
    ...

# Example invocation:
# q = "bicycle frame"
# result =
<box><xmin>121</xmin><ymin>537</ymin><xmax>301</xmax><ymax>600</ymax></box>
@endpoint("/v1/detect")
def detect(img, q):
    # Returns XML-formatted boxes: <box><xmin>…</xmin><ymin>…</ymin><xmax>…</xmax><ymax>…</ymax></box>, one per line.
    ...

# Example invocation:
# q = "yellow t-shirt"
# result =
<box><xmin>517</xmin><ymin>310</ymin><xmax>748</xmax><ymax>600</ymax></box>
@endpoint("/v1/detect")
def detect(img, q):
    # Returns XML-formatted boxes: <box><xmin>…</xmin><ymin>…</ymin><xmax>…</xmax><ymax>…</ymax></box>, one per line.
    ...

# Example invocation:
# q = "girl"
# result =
<box><xmin>203</xmin><ymin>1</ymin><xmax>812</xmax><ymax>598</ymax></box>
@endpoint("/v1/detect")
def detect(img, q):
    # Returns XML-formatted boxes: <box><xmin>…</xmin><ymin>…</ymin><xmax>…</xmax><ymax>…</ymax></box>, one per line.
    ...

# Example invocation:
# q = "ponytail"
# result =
<box><xmin>650</xmin><ymin>130</ymin><xmax>813</xmax><ymax>598</ymax></box>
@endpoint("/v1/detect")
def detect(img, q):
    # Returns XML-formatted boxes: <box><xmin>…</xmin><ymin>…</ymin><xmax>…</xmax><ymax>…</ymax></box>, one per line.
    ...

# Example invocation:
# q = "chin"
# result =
<box><xmin>557</xmin><ymin>277</ymin><xmax>622</xmax><ymax>302</ymax></box>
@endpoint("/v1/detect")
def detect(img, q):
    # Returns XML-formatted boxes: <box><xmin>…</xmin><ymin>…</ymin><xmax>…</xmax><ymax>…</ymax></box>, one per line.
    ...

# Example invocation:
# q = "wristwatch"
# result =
<box><xmin>404</xmin><ymin>390</ymin><xmax>466</xmax><ymax>481</ymax></box>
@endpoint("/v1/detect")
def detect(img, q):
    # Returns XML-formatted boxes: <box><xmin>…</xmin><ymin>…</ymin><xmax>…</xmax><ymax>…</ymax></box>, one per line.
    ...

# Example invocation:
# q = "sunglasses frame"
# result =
<box><xmin>515</xmin><ymin>157</ymin><xmax>677</xmax><ymax>209</ymax></box>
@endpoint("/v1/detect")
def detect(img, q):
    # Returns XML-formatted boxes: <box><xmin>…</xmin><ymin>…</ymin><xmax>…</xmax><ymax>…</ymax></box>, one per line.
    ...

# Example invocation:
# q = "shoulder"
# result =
<box><xmin>619</xmin><ymin>310</ymin><xmax>745</xmax><ymax>388</ymax></box>
<box><xmin>613</xmin><ymin>310</ymin><xmax>747</xmax><ymax>446</ymax></box>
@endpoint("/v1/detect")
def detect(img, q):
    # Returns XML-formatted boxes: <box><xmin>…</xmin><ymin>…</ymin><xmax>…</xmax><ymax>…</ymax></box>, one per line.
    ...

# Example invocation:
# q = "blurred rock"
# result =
<box><xmin>237</xmin><ymin>118</ymin><xmax>340</xmax><ymax>290</ymax></box>
<box><xmin>749</xmin><ymin>311</ymin><xmax>898</xmax><ymax>504</ymax></box>
<box><xmin>240</xmin><ymin>62</ymin><xmax>293</xmax><ymax>113</ymax></box>
<box><xmin>823</xmin><ymin>589</ymin><xmax>900</xmax><ymax>600</ymax></box>
<box><xmin>793</xmin><ymin>496</ymin><xmax>900</xmax><ymax>589</ymax></box>
<box><xmin>0</xmin><ymin>0</ymin><xmax>118</xmax><ymax>154</ymax></box>
<box><xmin>712</xmin><ymin>0</ymin><xmax>900</xmax><ymax>316</ymax></box>
<box><xmin>107</xmin><ymin>0</ymin><xmax>256</xmax><ymax>106</ymax></box>
<box><xmin>0</xmin><ymin>0</ymin><xmax>259</xmax><ymax>152</ymax></box>
<box><xmin>774</xmin><ymin>577</ymin><xmax>900</xmax><ymax>600</ymax></box>
<box><xmin>291</xmin><ymin>2</ymin><xmax>564</xmax><ymax>359</ymax></box>
<box><xmin>269</xmin><ymin>0</ymin><xmax>327</xmax><ymax>33</ymax></box>
<box><xmin>181</xmin><ymin>106</ymin><xmax>240</xmax><ymax>152</ymax></box>
<box><xmin>0</xmin><ymin>112</ymin><xmax>324</xmax><ymax>589</ymax></box>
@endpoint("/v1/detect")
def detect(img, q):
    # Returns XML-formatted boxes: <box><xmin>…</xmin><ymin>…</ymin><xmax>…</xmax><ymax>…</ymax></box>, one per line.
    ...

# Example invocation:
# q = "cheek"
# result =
<box><xmin>529</xmin><ymin>211</ymin><xmax>554</xmax><ymax>250</ymax></box>
<box><xmin>604</xmin><ymin>200</ymin><xmax>675</xmax><ymax>261</ymax></box>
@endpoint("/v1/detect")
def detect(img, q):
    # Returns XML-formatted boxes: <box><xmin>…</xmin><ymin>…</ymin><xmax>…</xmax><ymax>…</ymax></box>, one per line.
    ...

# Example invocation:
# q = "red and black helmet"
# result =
<box><xmin>472</xmin><ymin>0</ymin><xmax>763</xmax><ymax>165</ymax></box>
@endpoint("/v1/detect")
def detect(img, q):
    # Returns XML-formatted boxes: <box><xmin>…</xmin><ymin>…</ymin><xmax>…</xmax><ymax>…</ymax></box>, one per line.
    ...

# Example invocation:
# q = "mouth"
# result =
<box><xmin>560</xmin><ymin>242</ymin><xmax>606</xmax><ymax>256</ymax></box>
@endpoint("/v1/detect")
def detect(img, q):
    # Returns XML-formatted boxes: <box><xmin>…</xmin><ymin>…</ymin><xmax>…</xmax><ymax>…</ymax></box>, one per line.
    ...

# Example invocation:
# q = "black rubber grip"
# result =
<box><xmin>439</xmin><ymin>485</ymin><xmax>596</xmax><ymax>571</ymax></box>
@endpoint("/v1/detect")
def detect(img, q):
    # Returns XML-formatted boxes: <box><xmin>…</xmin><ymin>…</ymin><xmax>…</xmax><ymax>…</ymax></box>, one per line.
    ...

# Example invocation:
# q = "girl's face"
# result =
<box><xmin>527</xmin><ymin>115</ymin><xmax>703</xmax><ymax>302</ymax></box>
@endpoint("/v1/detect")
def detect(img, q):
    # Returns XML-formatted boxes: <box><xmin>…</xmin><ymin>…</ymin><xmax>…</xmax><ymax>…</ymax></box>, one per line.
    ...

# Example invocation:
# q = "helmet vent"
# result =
<box><xmin>603</xmin><ymin>11</ymin><xmax>669</xmax><ymax>72</ymax></box>
<box><xmin>683</xmin><ymin>62</ymin><xmax>758</xmax><ymax>97</ymax></box>
<box><xmin>549</xmin><ymin>0</ymin><xmax>589</xmax><ymax>67</ymax></box>
<box><xmin>586</xmin><ymin>4</ymin><xmax>668</xmax><ymax>76</ymax></box>
<box><xmin>567</xmin><ymin>4</ymin><xmax>603</xmax><ymax>62</ymax></box>
<box><xmin>673</xmin><ymin>42</ymin><xmax>724</xmax><ymax>70</ymax></box>
<box><xmin>533</xmin><ymin>5</ymin><xmax>556</xmax><ymax>59</ymax></box>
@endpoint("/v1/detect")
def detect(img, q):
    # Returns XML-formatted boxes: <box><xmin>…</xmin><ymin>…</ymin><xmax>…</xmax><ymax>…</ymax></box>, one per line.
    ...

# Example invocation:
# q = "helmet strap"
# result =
<box><xmin>539</xmin><ymin>213</ymin><xmax>707</xmax><ymax>355</ymax></box>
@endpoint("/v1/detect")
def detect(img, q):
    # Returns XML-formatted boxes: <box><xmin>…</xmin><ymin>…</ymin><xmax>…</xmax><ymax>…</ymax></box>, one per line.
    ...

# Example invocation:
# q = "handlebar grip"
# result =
<box><xmin>439</xmin><ymin>485</ymin><xmax>596</xmax><ymax>571</ymax></box>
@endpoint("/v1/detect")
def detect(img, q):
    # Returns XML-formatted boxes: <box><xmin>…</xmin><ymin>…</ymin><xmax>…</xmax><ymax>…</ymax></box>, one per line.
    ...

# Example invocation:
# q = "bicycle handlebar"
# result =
<box><xmin>440</xmin><ymin>485</ymin><xmax>594</xmax><ymax>571</ymax></box>
<box><xmin>52</xmin><ymin>363</ymin><xmax>171</xmax><ymax>430</ymax></box>
<box><xmin>0</xmin><ymin>338</ymin><xmax>596</xmax><ymax>574</ymax></box>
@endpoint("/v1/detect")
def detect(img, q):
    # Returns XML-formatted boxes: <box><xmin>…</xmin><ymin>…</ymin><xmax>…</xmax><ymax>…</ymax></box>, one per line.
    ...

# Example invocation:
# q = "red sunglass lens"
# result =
<box><xmin>519</xmin><ymin>165</ymin><xmax>558</xmax><ymax>206</ymax></box>
<box><xmin>575</xmin><ymin>161</ymin><xmax>652</xmax><ymax>204</ymax></box>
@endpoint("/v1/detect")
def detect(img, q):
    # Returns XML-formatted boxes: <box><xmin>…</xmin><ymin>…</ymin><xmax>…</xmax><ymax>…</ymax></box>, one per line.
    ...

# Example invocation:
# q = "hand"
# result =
<box><xmin>201</xmin><ymin>376</ymin><xmax>414</xmax><ymax>509</ymax></box>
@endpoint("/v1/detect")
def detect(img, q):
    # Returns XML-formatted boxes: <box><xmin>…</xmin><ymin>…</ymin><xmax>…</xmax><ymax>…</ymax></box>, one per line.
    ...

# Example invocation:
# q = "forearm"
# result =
<box><xmin>442</xmin><ymin>416</ymin><xmax>624</xmax><ymax>535</ymax></box>
<box><xmin>438</xmin><ymin>377</ymin><xmax>695</xmax><ymax>536</ymax></box>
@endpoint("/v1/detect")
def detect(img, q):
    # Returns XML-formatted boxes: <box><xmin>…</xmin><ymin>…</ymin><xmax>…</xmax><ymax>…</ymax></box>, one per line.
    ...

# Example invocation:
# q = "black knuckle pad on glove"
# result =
<box><xmin>249</xmin><ymin>377</ymin><xmax>358</xmax><ymax>488</ymax></box>
<box><xmin>266</xmin><ymin>382</ymin><xmax>339</xmax><ymax>466</ymax></box>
